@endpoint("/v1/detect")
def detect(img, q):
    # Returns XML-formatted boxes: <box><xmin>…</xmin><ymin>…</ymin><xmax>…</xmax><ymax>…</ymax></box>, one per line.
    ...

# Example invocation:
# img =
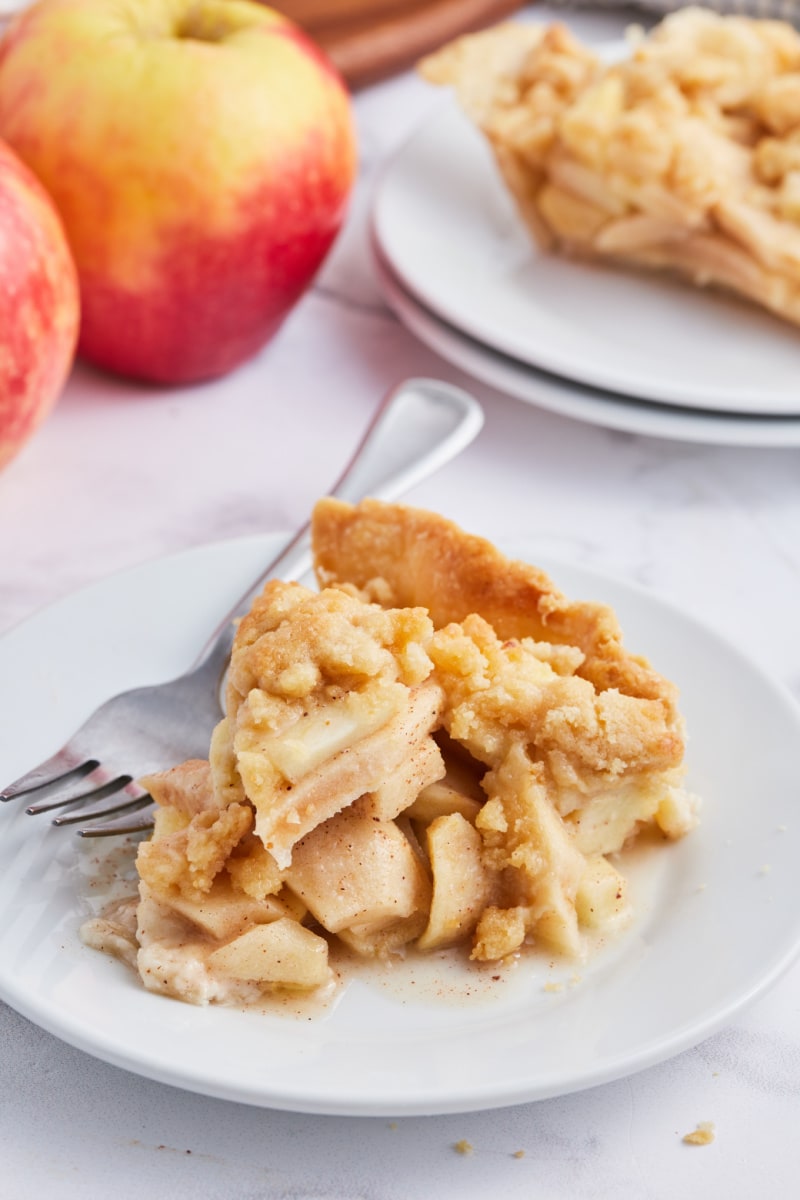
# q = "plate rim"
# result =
<box><xmin>372</xmin><ymin>243</ymin><xmax>800</xmax><ymax>448</ymax></box>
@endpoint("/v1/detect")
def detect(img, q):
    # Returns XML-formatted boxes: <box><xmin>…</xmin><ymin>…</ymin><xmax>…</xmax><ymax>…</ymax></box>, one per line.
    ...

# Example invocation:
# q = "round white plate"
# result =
<box><xmin>375</xmin><ymin>247</ymin><xmax>800</xmax><ymax>447</ymax></box>
<box><xmin>372</xmin><ymin>99</ymin><xmax>800</xmax><ymax>416</ymax></box>
<box><xmin>1</xmin><ymin>534</ymin><xmax>799</xmax><ymax>1115</ymax></box>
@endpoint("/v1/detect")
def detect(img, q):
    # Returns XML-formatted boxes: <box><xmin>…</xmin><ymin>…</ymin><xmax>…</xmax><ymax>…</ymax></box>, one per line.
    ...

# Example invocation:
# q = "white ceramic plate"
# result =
<box><xmin>2</xmin><ymin>534</ymin><xmax>800</xmax><ymax>1116</ymax></box>
<box><xmin>372</xmin><ymin>99</ymin><xmax>800</xmax><ymax>416</ymax></box>
<box><xmin>375</xmin><ymin>247</ymin><xmax>800</xmax><ymax>447</ymax></box>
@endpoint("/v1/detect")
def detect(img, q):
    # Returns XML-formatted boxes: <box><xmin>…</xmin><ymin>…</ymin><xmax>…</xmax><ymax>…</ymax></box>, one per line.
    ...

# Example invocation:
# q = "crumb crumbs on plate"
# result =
<box><xmin>683</xmin><ymin>1121</ymin><xmax>715</xmax><ymax>1146</ymax></box>
<box><xmin>543</xmin><ymin>981</ymin><xmax>564</xmax><ymax>993</ymax></box>
<box><xmin>454</xmin><ymin>1139</ymin><xmax>474</xmax><ymax>1156</ymax></box>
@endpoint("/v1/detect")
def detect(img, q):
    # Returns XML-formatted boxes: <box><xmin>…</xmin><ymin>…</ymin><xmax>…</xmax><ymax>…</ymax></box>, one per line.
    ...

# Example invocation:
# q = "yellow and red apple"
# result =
<box><xmin>0</xmin><ymin>0</ymin><xmax>357</xmax><ymax>385</ymax></box>
<box><xmin>0</xmin><ymin>138</ymin><xmax>79</xmax><ymax>470</ymax></box>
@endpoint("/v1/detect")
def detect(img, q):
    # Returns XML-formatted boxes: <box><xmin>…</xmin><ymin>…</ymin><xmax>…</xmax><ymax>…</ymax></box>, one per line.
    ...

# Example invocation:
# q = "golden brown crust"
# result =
<box><xmin>311</xmin><ymin>497</ymin><xmax>676</xmax><ymax>709</ymax></box>
<box><xmin>136</xmin><ymin>803</ymin><xmax>253</xmax><ymax>898</ymax></box>
<box><xmin>429</xmin><ymin>613</ymin><xmax>683</xmax><ymax>782</ymax></box>
<box><xmin>227</xmin><ymin>577</ymin><xmax>434</xmax><ymax>714</ymax></box>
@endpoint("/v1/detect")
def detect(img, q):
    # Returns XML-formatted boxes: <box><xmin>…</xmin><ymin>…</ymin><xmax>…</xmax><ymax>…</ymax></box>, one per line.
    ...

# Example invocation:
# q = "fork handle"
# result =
<box><xmin>192</xmin><ymin>377</ymin><xmax>483</xmax><ymax>669</ymax></box>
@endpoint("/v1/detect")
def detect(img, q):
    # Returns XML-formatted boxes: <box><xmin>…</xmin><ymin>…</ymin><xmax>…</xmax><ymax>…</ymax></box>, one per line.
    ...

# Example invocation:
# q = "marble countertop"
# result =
<box><xmin>2</xmin><ymin>7</ymin><xmax>799</xmax><ymax>1197</ymax></box>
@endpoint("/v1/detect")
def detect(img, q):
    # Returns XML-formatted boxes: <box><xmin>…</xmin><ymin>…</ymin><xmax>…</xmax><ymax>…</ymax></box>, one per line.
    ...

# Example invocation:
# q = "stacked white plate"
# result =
<box><xmin>372</xmin><ymin>99</ymin><xmax>800</xmax><ymax>447</ymax></box>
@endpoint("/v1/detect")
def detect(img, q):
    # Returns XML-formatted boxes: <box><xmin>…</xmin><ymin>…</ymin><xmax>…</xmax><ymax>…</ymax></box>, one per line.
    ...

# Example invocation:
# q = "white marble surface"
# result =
<box><xmin>2</xmin><ymin>6</ymin><xmax>800</xmax><ymax>1197</ymax></box>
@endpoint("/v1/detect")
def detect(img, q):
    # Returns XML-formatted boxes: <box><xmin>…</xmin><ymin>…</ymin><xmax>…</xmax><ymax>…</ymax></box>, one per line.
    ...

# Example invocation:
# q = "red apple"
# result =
<box><xmin>0</xmin><ymin>0</ymin><xmax>357</xmax><ymax>385</ymax></box>
<box><xmin>0</xmin><ymin>138</ymin><xmax>79</xmax><ymax>471</ymax></box>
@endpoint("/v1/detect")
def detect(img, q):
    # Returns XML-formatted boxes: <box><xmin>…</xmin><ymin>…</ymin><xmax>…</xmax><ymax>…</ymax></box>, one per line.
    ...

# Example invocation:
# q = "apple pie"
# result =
<box><xmin>83</xmin><ymin>501</ymin><xmax>697</xmax><ymax>1006</ymax></box>
<box><xmin>421</xmin><ymin>8</ymin><xmax>800</xmax><ymax>328</ymax></box>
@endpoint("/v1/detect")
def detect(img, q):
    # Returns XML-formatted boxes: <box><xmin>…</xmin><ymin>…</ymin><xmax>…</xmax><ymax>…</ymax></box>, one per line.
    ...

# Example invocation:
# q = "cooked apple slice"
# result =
<box><xmin>478</xmin><ymin>742</ymin><xmax>587</xmax><ymax>957</ymax></box>
<box><xmin>405</xmin><ymin>781</ymin><xmax>482</xmax><ymax>825</ymax></box>
<box><xmin>286</xmin><ymin>807</ymin><xmax>431</xmax><ymax>936</ymax></box>
<box><xmin>263</xmin><ymin>683</ymin><xmax>404</xmax><ymax>784</ymax></box>
<box><xmin>158</xmin><ymin>876</ymin><xmax>294</xmax><ymax>941</ymax></box>
<box><xmin>655</xmin><ymin>784</ymin><xmax>699</xmax><ymax>839</ymax></box>
<box><xmin>417</xmin><ymin>813</ymin><xmax>493</xmax><ymax>951</ymax></box>
<box><xmin>337</xmin><ymin>911</ymin><xmax>429</xmax><ymax>957</ymax></box>
<box><xmin>575</xmin><ymin>855</ymin><xmax>630</xmax><ymax>930</ymax></box>
<box><xmin>208</xmin><ymin>918</ymin><xmax>329</xmax><ymax>988</ymax></box>
<box><xmin>355</xmin><ymin>736</ymin><xmax>445</xmax><ymax>821</ymax></box>
<box><xmin>240</xmin><ymin>679</ymin><xmax>444</xmax><ymax>868</ymax></box>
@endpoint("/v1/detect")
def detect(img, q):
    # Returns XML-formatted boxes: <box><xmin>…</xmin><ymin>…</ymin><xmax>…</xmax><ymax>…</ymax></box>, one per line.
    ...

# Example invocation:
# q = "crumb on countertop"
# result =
<box><xmin>683</xmin><ymin>1121</ymin><xmax>715</xmax><ymax>1146</ymax></box>
<box><xmin>454</xmin><ymin>1139</ymin><xmax>474</xmax><ymax>1156</ymax></box>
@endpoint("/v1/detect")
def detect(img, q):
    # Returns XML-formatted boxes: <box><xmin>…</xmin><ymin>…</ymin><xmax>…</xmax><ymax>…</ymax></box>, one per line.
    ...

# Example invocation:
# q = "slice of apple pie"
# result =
<box><xmin>83</xmin><ymin>500</ymin><xmax>697</xmax><ymax>1006</ymax></box>
<box><xmin>313</xmin><ymin>499</ymin><xmax>695</xmax><ymax>962</ymax></box>
<box><xmin>421</xmin><ymin>8</ymin><xmax>800</xmax><ymax>328</ymax></box>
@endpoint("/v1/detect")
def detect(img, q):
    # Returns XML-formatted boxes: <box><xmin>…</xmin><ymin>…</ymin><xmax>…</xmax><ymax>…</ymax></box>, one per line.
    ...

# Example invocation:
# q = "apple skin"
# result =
<box><xmin>0</xmin><ymin>139</ymin><xmax>80</xmax><ymax>470</ymax></box>
<box><xmin>0</xmin><ymin>0</ymin><xmax>357</xmax><ymax>385</ymax></box>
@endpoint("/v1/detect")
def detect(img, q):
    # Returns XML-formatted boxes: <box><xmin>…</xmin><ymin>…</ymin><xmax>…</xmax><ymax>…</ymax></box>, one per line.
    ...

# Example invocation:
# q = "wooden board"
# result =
<box><xmin>271</xmin><ymin>0</ymin><xmax>527</xmax><ymax>87</ymax></box>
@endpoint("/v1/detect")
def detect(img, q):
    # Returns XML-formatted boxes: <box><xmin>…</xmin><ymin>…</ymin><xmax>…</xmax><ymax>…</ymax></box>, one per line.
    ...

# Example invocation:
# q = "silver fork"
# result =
<box><xmin>0</xmin><ymin>378</ymin><xmax>483</xmax><ymax>837</ymax></box>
